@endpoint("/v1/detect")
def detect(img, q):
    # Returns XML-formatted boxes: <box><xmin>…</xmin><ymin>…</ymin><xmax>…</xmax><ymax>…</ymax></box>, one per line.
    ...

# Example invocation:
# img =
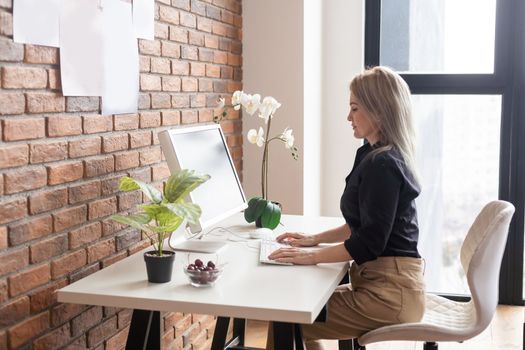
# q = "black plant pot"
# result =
<box><xmin>143</xmin><ymin>250</ymin><xmax>176</xmax><ymax>283</ymax></box>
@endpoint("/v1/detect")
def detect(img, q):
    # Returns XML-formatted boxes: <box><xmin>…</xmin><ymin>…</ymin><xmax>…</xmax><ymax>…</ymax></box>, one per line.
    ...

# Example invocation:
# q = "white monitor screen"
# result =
<box><xmin>159</xmin><ymin>124</ymin><xmax>247</xmax><ymax>232</ymax></box>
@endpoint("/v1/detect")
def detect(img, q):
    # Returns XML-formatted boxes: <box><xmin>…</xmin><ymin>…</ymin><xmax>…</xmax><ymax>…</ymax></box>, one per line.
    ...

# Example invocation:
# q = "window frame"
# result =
<box><xmin>365</xmin><ymin>0</ymin><xmax>525</xmax><ymax>305</ymax></box>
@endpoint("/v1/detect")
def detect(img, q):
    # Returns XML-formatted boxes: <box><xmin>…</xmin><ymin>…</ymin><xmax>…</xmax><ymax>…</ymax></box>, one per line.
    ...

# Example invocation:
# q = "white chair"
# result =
<box><xmin>355</xmin><ymin>200</ymin><xmax>515</xmax><ymax>350</ymax></box>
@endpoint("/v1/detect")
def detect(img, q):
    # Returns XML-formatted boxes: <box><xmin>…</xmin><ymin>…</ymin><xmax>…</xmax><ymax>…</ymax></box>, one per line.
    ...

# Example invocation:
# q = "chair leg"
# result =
<box><xmin>352</xmin><ymin>338</ymin><xmax>366</xmax><ymax>350</ymax></box>
<box><xmin>423</xmin><ymin>341</ymin><xmax>438</xmax><ymax>350</ymax></box>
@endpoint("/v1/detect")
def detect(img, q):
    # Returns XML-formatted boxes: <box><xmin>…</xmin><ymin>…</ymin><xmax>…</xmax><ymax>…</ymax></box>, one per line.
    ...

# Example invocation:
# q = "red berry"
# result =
<box><xmin>207</xmin><ymin>261</ymin><xmax>215</xmax><ymax>269</ymax></box>
<box><xmin>195</xmin><ymin>259</ymin><xmax>204</xmax><ymax>267</ymax></box>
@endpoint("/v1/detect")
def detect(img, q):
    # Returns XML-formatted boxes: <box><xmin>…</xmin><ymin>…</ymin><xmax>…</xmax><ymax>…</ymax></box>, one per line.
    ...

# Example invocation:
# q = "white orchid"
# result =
<box><xmin>217</xmin><ymin>97</ymin><xmax>225</xmax><ymax>109</ymax></box>
<box><xmin>242</xmin><ymin>94</ymin><xmax>261</xmax><ymax>116</ymax></box>
<box><xmin>247</xmin><ymin>127</ymin><xmax>265</xmax><ymax>147</ymax></box>
<box><xmin>281</xmin><ymin>128</ymin><xmax>295</xmax><ymax>149</ymax></box>
<box><xmin>232</xmin><ymin>90</ymin><xmax>244</xmax><ymax>110</ymax></box>
<box><xmin>258</xmin><ymin>96</ymin><xmax>281</xmax><ymax>122</ymax></box>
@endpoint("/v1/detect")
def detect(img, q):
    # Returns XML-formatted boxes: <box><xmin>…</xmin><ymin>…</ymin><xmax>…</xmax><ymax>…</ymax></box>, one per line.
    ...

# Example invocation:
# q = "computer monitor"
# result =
<box><xmin>158</xmin><ymin>124</ymin><xmax>247</xmax><ymax>236</ymax></box>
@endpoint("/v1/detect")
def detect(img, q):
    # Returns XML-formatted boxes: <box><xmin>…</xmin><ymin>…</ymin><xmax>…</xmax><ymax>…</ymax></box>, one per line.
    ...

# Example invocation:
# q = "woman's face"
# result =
<box><xmin>347</xmin><ymin>94</ymin><xmax>380</xmax><ymax>144</ymax></box>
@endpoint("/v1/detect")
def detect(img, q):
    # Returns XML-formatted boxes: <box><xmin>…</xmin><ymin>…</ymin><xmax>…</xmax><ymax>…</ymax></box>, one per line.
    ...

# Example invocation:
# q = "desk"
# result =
<box><xmin>57</xmin><ymin>214</ymin><xmax>349</xmax><ymax>349</ymax></box>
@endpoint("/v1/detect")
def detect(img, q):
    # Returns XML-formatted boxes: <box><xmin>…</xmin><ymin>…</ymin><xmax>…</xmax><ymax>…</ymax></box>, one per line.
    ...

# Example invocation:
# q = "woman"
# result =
<box><xmin>268</xmin><ymin>66</ymin><xmax>425</xmax><ymax>349</ymax></box>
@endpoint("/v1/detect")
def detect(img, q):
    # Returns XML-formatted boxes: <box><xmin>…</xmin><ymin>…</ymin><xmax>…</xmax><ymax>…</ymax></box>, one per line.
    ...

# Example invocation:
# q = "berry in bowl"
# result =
<box><xmin>184</xmin><ymin>258</ymin><xmax>223</xmax><ymax>287</ymax></box>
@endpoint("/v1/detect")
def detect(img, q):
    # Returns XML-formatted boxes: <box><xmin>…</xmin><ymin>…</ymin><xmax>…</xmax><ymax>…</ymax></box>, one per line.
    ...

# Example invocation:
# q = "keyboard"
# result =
<box><xmin>259</xmin><ymin>238</ymin><xmax>293</xmax><ymax>265</ymax></box>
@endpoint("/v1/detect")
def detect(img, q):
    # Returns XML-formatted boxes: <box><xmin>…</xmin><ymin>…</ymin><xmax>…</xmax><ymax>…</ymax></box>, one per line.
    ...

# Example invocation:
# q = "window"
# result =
<box><xmin>365</xmin><ymin>0</ymin><xmax>525</xmax><ymax>303</ymax></box>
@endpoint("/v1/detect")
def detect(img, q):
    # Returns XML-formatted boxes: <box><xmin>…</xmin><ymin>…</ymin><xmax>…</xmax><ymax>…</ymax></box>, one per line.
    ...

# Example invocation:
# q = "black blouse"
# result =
<box><xmin>341</xmin><ymin>143</ymin><xmax>421</xmax><ymax>265</ymax></box>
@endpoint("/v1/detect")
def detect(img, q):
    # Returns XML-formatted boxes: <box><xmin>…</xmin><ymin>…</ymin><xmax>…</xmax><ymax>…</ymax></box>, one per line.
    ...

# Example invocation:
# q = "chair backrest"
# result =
<box><xmin>460</xmin><ymin>200</ymin><xmax>515</xmax><ymax>332</ymax></box>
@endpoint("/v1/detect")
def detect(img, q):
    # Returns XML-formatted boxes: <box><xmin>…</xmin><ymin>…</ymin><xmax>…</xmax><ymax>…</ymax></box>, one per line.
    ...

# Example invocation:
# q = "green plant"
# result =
<box><xmin>111</xmin><ymin>169</ymin><xmax>210</xmax><ymax>256</ymax></box>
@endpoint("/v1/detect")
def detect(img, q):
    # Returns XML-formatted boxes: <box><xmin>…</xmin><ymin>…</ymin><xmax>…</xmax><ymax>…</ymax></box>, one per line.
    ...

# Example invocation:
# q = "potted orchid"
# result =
<box><xmin>215</xmin><ymin>90</ymin><xmax>298</xmax><ymax>229</ymax></box>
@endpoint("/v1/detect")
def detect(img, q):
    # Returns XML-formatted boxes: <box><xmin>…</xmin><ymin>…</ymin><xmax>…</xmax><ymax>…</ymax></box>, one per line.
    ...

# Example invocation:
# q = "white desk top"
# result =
<box><xmin>57</xmin><ymin>214</ymin><xmax>349</xmax><ymax>324</ymax></box>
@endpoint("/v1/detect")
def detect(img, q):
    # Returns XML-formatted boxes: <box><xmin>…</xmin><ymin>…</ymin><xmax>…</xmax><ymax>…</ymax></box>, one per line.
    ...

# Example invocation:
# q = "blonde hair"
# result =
<box><xmin>350</xmin><ymin>66</ymin><xmax>419</xmax><ymax>185</ymax></box>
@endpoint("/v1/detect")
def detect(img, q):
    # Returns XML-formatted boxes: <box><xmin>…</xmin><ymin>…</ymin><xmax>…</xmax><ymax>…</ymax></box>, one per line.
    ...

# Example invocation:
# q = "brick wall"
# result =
<box><xmin>0</xmin><ymin>0</ymin><xmax>242</xmax><ymax>349</ymax></box>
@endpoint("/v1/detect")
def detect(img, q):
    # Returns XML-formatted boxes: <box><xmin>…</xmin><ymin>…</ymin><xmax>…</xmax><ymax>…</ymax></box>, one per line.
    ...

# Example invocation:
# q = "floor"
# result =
<box><xmin>243</xmin><ymin>305</ymin><xmax>524</xmax><ymax>350</ymax></box>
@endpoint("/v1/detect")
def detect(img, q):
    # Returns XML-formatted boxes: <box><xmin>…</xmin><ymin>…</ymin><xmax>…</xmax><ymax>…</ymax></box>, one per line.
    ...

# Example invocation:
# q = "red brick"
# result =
<box><xmin>151</xmin><ymin>93</ymin><xmax>171</xmax><ymax>108</ymax></box>
<box><xmin>189</xmin><ymin>30</ymin><xmax>204</xmax><ymax>46</ymax></box>
<box><xmin>47</xmin><ymin>161</ymin><xmax>84</xmax><ymax>185</ymax></box>
<box><xmin>0</xmin><ymin>279</ymin><xmax>7</xmax><ymax>303</ymax></box>
<box><xmin>0</xmin><ymin>144</ymin><xmax>28</xmax><ymax>169</ymax></box>
<box><xmin>30</xmin><ymin>234</ymin><xmax>68</xmax><ymax>263</ymax></box>
<box><xmin>115</xmin><ymin>151</ymin><xmax>140</xmax><ymax>171</ymax></box>
<box><xmin>162</xmin><ymin>328</ymin><xmax>175</xmax><ymax>349</ymax></box>
<box><xmin>0</xmin><ymin>11</ymin><xmax>13</xmax><ymax>36</ymax></box>
<box><xmin>87</xmin><ymin>316</ymin><xmax>118</xmax><ymax>347</ymax></box>
<box><xmin>105</xmin><ymin>327</ymin><xmax>129</xmax><ymax>350</ymax></box>
<box><xmin>162</xmin><ymin>76</ymin><xmax>181</xmax><ymax>92</ymax></box>
<box><xmin>161</xmin><ymin>40</ymin><xmax>180</xmax><ymax>58</ymax></box>
<box><xmin>169</xmin><ymin>25</ymin><xmax>188</xmax><ymax>43</ymax></box>
<box><xmin>47</xmin><ymin>115</ymin><xmax>82</xmax><ymax>137</ymax></box>
<box><xmin>162</xmin><ymin>111</ymin><xmax>180</xmax><ymax>126</ymax></box>
<box><xmin>4</xmin><ymin>166</ymin><xmax>46</xmax><ymax>194</ymax></box>
<box><xmin>69</xmin><ymin>181</ymin><xmax>101</xmax><ymax>204</ymax></box>
<box><xmin>87</xmin><ymin>238</ymin><xmax>115</xmax><ymax>263</ymax></box>
<box><xmin>190</xmin><ymin>94</ymin><xmax>206</xmax><ymax>108</ymax></box>
<box><xmin>71</xmin><ymin>307</ymin><xmax>103</xmax><ymax>337</ymax></box>
<box><xmin>0</xmin><ymin>92</ymin><xmax>25</xmax><ymax>115</ymax></box>
<box><xmin>199</xmin><ymin>109</ymin><xmax>213</xmax><ymax>123</ymax></box>
<box><xmin>0</xmin><ymin>37</ymin><xmax>23</xmax><ymax>61</ymax></box>
<box><xmin>139</xmin><ymin>93</ymin><xmax>151</xmax><ymax>109</ymax></box>
<box><xmin>171</xmin><ymin>60</ymin><xmax>190</xmax><ymax>75</ymax></box>
<box><xmin>155</xmin><ymin>22</ymin><xmax>169</xmax><ymax>39</ymax></box>
<box><xmin>33</xmin><ymin>323</ymin><xmax>71</xmax><ymax>350</ymax></box>
<box><xmin>139</xmin><ymin>147</ymin><xmax>161</xmax><ymax>166</ymax></box>
<box><xmin>69</xmin><ymin>137</ymin><xmax>101</xmax><ymax>158</ymax></box>
<box><xmin>0</xmin><ymin>197</ymin><xmax>27</xmax><ymax>225</ymax></box>
<box><xmin>139</xmin><ymin>55</ymin><xmax>150</xmax><ymax>72</ymax></box>
<box><xmin>51</xmin><ymin>303</ymin><xmax>86</xmax><ymax>327</ymax></box>
<box><xmin>70</xmin><ymin>262</ymin><xmax>99</xmax><ymax>284</ymax></box>
<box><xmin>66</xmin><ymin>96</ymin><xmax>100</xmax><ymax>112</ymax></box>
<box><xmin>181</xmin><ymin>45</ymin><xmax>198</xmax><ymax>60</ymax></box>
<box><xmin>151</xmin><ymin>57</ymin><xmax>171</xmax><ymax>74</ymax></box>
<box><xmin>174</xmin><ymin>313</ymin><xmax>192</xmax><ymax>336</ymax></box>
<box><xmin>172</xmin><ymin>0</ymin><xmax>190</xmax><ymax>10</ymax></box>
<box><xmin>85</xmin><ymin>155</ymin><xmax>115</xmax><ymax>177</ymax></box>
<box><xmin>29</xmin><ymin>279</ymin><xmax>67</xmax><ymax>313</ymax></box>
<box><xmin>206</xmin><ymin>4</ymin><xmax>221</xmax><ymax>19</ymax></box>
<box><xmin>181</xmin><ymin>77</ymin><xmax>198</xmax><ymax>92</ymax></box>
<box><xmin>0</xmin><ymin>331</ymin><xmax>5</xmax><ymax>350</ymax></box>
<box><xmin>180</xmin><ymin>11</ymin><xmax>196</xmax><ymax>27</ymax></box>
<box><xmin>117</xmin><ymin>191</ymin><xmax>142</xmax><ymax>211</ymax></box>
<box><xmin>25</xmin><ymin>45</ymin><xmax>59</xmax><ymax>64</ymax></box>
<box><xmin>204</xmin><ymin>34</ymin><xmax>218</xmax><ymax>48</ymax></box>
<box><xmin>181</xmin><ymin>110</ymin><xmax>198</xmax><ymax>124</ymax></box>
<box><xmin>29</xmin><ymin>188</ymin><xmax>67</xmax><ymax>215</ymax></box>
<box><xmin>0</xmin><ymin>247</ymin><xmax>29</xmax><ymax>276</ymax></box>
<box><xmin>1</xmin><ymin>66</ymin><xmax>47</xmax><ymax>89</ymax></box>
<box><xmin>51</xmin><ymin>249</ymin><xmax>87</xmax><ymax>278</ymax></box>
<box><xmin>26</xmin><ymin>92</ymin><xmax>65</xmax><ymax>113</ymax></box>
<box><xmin>115</xmin><ymin>229</ymin><xmax>141</xmax><ymax>251</ymax></box>
<box><xmin>206</xmin><ymin>64</ymin><xmax>221</xmax><ymax>78</ymax></box>
<box><xmin>140</xmin><ymin>74</ymin><xmax>161</xmax><ymax>91</ymax></box>
<box><xmin>129</xmin><ymin>130</ymin><xmax>151</xmax><ymax>148</ymax></box>
<box><xmin>199</xmin><ymin>78</ymin><xmax>213</xmax><ymax>92</ymax></box>
<box><xmin>102</xmin><ymin>218</ymin><xmax>127</xmax><ymax>236</ymax></box>
<box><xmin>0</xmin><ymin>296</ymin><xmax>29</xmax><ymax>327</ymax></box>
<box><xmin>139</xmin><ymin>111</ymin><xmax>161</xmax><ymax>128</ymax></box>
<box><xmin>117</xmin><ymin>308</ymin><xmax>133</xmax><ymax>328</ymax></box>
<box><xmin>9</xmin><ymin>215</ymin><xmax>53</xmax><ymax>245</ymax></box>
<box><xmin>0</xmin><ymin>226</ymin><xmax>6</xmax><ymax>249</ymax></box>
<box><xmin>114</xmin><ymin>114</ymin><xmax>139</xmax><ymax>131</ymax></box>
<box><xmin>102</xmin><ymin>134</ymin><xmax>129</xmax><ymax>153</ymax></box>
<box><xmin>197</xmin><ymin>17</ymin><xmax>212</xmax><ymax>33</ymax></box>
<box><xmin>8</xmin><ymin>264</ymin><xmax>50</xmax><ymax>296</ymax></box>
<box><xmin>3</xmin><ymin>118</ymin><xmax>45</xmax><ymax>141</ymax></box>
<box><xmin>101</xmin><ymin>176</ymin><xmax>120</xmax><ymax>196</ymax></box>
<box><xmin>214</xmin><ymin>50</ymin><xmax>227</xmax><ymax>65</ymax></box>
<box><xmin>190</xmin><ymin>62</ymin><xmax>206</xmax><ymax>76</ymax></box>
<box><xmin>8</xmin><ymin>312</ymin><xmax>50</xmax><ymax>348</ymax></box>
<box><xmin>228</xmin><ymin>52</ymin><xmax>242</xmax><ymax>66</ymax></box>
<box><xmin>138</xmin><ymin>39</ymin><xmax>161</xmax><ymax>56</ymax></box>
<box><xmin>69</xmin><ymin>222</ymin><xmax>101</xmax><ymax>249</ymax></box>
<box><xmin>152</xmin><ymin>163</ymin><xmax>170</xmax><ymax>181</ymax></box>
<box><xmin>88</xmin><ymin>197</ymin><xmax>117</xmax><ymax>220</ymax></box>
<box><xmin>30</xmin><ymin>141</ymin><xmax>68</xmax><ymax>163</ymax></box>
<box><xmin>159</xmin><ymin>5</ymin><xmax>179</xmax><ymax>24</ymax></box>
<box><xmin>83</xmin><ymin>114</ymin><xmax>113</xmax><ymax>134</ymax></box>
<box><xmin>53</xmin><ymin>205</ymin><xmax>87</xmax><ymax>232</ymax></box>
<box><xmin>220</xmin><ymin>66</ymin><xmax>233</xmax><ymax>79</ymax></box>
<box><xmin>48</xmin><ymin>68</ymin><xmax>61</xmax><ymax>90</ymax></box>
<box><xmin>213</xmin><ymin>80</ymin><xmax>227</xmax><ymax>93</ymax></box>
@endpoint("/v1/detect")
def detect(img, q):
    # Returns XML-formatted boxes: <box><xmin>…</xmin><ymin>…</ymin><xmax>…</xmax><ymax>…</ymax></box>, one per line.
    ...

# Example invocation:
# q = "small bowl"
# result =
<box><xmin>183</xmin><ymin>265</ymin><xmax>223</xmax><ymax>287</ymax></box>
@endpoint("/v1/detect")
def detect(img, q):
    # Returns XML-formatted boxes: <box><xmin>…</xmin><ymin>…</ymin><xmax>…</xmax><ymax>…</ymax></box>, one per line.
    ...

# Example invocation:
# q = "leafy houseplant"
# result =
<box><xmin>215</xmin><ymin>91</ymin><xmax>298</xmax><ymax>229</ymax></box>
<box><xmin>111</xmin><ymin>169</ymin><xmax>210</xmax><ymax>283</ymax></box>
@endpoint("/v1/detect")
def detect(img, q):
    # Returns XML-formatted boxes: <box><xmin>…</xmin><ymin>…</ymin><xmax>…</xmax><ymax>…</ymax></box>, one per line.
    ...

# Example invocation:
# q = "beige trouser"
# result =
<box><xmin>267</xmin><ymin>256</ymin><xmax>425</xmax><ymax>350</ymax></box>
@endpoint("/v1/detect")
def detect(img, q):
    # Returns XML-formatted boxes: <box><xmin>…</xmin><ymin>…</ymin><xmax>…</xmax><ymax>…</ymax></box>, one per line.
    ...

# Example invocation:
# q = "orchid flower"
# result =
<box><xmin>247</xmin><ymin>127</ymin><xmax>265</xmax><ymax>147</ymax></box>
<box><xmin>258</xmin><ymin>96</ymin><xmax>281</xmax><ymax>123</ymax></box>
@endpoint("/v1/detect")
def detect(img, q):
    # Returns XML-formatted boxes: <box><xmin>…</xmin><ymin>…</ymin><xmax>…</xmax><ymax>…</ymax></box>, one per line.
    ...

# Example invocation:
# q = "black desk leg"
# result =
<box><xmin>125</xmin><ymin>309</ymin><xmax>161</xmax><ymax>350</ymax></box>
<box><xmin>211</xmin><ymin>317</ymin><xmax>247</xmax><ymax>350</ymax></box>
<box><xmin>273</xmin><ymin>322</ymin><xmax>305</xmax><ymax>350</ymax></box>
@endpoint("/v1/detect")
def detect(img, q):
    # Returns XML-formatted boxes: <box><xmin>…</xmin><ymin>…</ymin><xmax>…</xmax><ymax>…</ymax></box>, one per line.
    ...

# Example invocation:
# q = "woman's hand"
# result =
<box><xmin>268</xmin><ymin>247</ymin><xmax>318</xmax><ymax>265</ymax></box>
<box><xmin>275</xmin><ymin>232</ymin><xmax>319</xmax><ymax>247</ymax></box>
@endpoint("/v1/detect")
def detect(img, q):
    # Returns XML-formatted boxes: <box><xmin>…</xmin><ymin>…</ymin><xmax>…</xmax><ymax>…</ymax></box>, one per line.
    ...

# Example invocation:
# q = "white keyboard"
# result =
<box><xmin>259</xmin><ymin>238</ymin><xmax>293</xmax><ymax>265</ymax></box>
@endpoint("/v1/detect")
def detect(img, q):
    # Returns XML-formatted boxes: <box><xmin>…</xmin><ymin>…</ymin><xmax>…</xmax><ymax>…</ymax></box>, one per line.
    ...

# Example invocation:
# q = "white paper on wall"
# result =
<box><xmin>59</xmin><ymin>0</ymin><xmax>104</xmax><ymax>96</ymax></box>
<box><xmin>101</xmin><ymin>0</ymin><xmax>139</xmax><ymax>115</ymax></box>
<box><xmin>132</xmin><ymin>0</ymin><xmax>154</xmax><ymax>40</ymax></box>
<box><xmin>13</xmin><ymin>0</ymin><xmax>60</xmax><ymax>47</ymax></box>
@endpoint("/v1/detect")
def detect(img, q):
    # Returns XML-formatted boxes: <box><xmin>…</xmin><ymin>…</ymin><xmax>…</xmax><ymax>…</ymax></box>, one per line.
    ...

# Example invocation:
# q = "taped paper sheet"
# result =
<box><xmin>101</xmin><ymin>0</ymin><xmax>139</xmax><ymax>115</ymax></box>
<box><xmin>133</xmin><ymin>0</ymin><xmax>154</xmax><ymax>40</ymax></box>
<box><xmin>60</xmin><ymin>0</ymin><xmax>104</xmax><ymax>96</ymax></box>
<box><xmin>13</xmin><ymin>0</ymin><xmax>60</xmax><ymax>47</ymax></box>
